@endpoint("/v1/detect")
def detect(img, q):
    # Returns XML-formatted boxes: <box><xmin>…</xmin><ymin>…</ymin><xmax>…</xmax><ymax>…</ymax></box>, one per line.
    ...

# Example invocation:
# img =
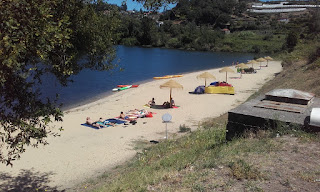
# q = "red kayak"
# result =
<box><xmin>117</xmin><ymin>85</ymin><xmax>139</xmax><ymax>88</ymax></box>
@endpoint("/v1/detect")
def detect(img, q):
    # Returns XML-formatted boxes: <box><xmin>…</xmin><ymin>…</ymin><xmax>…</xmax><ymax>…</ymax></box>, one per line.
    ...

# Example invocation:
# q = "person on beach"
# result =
<box><xmin>162</xmin><ymin>101</ymin><xmax>170</xmax><ymax>108</ymax></box>
<box><xmin>119</xmin><ymin>111</ymin><xmax>138</xmax><ymax>125</ymax></box>
<box><xmin>86</xmin><ymin>117</ymin><xmax>105</xmax><ymax>128</ymax></box>
<box><xmin>170</xmin><ymin>98</ymin><xmax>175</xmax><ymax>107</ymax></box>
<box><xmin>147</xmin><ymin>98</ymin><xmax>155</xmax><ymax>107</ymax></box>
<box><xmin>97</xmin><ymin>117</ymin><xmax>115</xmax><ymax>127</ymax></box>
<box><xmin>119</xmin><ymin>112</ymin><xmax>126</xmax><ymax>119</ymax></box>
<box><xmin>120</xmin><ymin>111</ymin><xmax>138</xmax><ymax>121</ymax></box>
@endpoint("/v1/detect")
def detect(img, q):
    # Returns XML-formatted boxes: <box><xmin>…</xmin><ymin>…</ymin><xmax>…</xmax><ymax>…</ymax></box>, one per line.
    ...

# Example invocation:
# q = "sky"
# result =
<box><xmin>106</xmin><ymin>0</ymin><xmax>176</xmax><ymax>12</ymax></box>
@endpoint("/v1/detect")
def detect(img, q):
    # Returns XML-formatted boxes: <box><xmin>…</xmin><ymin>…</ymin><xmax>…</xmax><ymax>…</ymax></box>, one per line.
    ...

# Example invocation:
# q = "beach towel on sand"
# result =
<box><xmin>81</xmin><ymin>123</ymin><xmax>112</xmax><ymax>129</ymax></box>
<box><xmin>146</xmin><ymin>105</ymin><xmax>179</xmax><ymax>109</ymax></box>
<box><xmin>106</xmin><ymin>118</ymin><xmax>126</xmax><ymax>124</ymax></box>
<box><xmin>81</xmin><ymin>119</ymin><xmax>126</xmax><ymax>129</ymax></box>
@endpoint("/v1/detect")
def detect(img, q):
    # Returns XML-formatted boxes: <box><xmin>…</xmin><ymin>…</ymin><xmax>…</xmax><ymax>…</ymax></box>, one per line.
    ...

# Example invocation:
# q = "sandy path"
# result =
<box><xmin>0</xmin><ymin>61</ymin><xmax>282</xmax><ymax>191</ymax></box>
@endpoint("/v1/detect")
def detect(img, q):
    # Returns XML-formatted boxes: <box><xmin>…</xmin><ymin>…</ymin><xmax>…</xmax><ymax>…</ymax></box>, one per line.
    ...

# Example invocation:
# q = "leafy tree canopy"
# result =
<box><xmin>0</xmin><ymin>0</ymin><xmax>119</xmax><ymax>165</ymax></box>
<box><xmin>134</xmin><ymin>0</ymin><xmax>178</xmax><ymax>10</ymax></box>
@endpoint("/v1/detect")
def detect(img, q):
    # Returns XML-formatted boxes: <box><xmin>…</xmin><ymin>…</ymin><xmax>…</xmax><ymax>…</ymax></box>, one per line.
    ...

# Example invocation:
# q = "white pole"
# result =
<box><xmin>166</xmin><ymin>123</ymin><xmax>168</xmax><ymax>139</ymax></box>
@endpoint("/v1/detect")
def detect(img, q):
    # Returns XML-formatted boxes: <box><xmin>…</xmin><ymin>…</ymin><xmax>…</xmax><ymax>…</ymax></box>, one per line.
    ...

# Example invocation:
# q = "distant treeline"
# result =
<box><xmin>100</xmin><ymin>0</ymin><xmax>319</xmax><ymax>54</ymax></box>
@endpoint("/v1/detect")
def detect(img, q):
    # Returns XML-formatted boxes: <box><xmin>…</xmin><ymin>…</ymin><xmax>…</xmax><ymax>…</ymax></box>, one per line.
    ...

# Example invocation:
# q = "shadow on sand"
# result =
<box><xmin>0</xmin><ymin>169</ymin><xmax>64</xmax><ymax>192</ymax></box>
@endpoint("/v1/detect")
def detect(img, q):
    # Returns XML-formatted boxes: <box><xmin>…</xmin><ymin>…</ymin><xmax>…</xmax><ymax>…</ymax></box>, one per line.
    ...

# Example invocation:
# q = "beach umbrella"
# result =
<box><xmin>160</xmin><ymin>79</ymin><xmax>183</xmax><ymax>106</ymax></box>
<box><xmin>264</xmin><ymin>56</ymin><xmax>273</xmax><ymax>60</ymax></box>
<box><xmin>264</xmin><ymin>56</ymin><xmax>273</xmax><ymax>67</ymax></box>
<box><xmin>256</xmin><ymin>58</ymin><xmax>267</xmax><ymax>69</ymax></box>
<box><xmin>236</xmin><ymin>63</ymin><xmax>249</xmax><ymax>69</ymax></box>
<box><xmin>197</xmin><ymin>72</ymin><xmax>216</xmax><ymax>87</ymax></box>
<box><xmin>219</xmin><ymin>67</ymin><xmax>235</xmax><ymax>83</ymax></box>
<box><xmin>247</xmin><ymin>60</ymin><xmax>258</xmax><ymax>68</ymax></box>
<box><xmin>235</xmin><ymin>63</ymin><xmax>249</xmax><ymax>78</ymax></box>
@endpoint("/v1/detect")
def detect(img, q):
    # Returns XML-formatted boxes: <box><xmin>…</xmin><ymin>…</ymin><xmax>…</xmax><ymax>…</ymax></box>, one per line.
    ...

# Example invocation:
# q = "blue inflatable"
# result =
<box><xmin>210</xmin><ymin>81</ymin><xmax>219</xmax><ymax>86</ymax></box>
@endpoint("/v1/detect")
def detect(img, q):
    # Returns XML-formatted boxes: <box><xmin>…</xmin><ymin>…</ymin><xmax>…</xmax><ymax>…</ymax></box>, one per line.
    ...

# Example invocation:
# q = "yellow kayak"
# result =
<box><xmin>153</xmin><ymin>75</ymin><xmax>183</xmax><ymax>80</ymax></box>
<box><xmin>153</xmin><ymin>75</ymin><xmax>173</xmax><ymax>80</ymax></box>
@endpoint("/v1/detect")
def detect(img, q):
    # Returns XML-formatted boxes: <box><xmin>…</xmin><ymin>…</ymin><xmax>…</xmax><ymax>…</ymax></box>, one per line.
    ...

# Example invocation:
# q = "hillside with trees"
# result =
<box><xmin>114</xmin><ymin>0</ymin><xmax>317</xmax><ymax>54</ymax></box>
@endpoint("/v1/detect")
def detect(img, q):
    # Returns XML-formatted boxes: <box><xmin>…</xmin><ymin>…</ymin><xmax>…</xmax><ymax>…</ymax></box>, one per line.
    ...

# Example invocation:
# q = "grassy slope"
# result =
<box><xmin>219</xmin><ymin>32</ymin><xmax>286</xmax><ymax>53</ymax></box>
<box><xmin>73</xmin><ymin>41</ymin><xmax>320</xmax><ymax>192</ymax></box>
<box><xmin>250</xmin><ymin>41</ymin><xmax>320</xmax><ymax>98</ymax></box>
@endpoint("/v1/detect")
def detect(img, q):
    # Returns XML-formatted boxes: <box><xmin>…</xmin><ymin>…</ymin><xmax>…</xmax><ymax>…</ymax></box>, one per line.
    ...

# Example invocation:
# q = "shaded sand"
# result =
<box><xmin>0</xmin><ymin>61</ymin><xmax>282</xmax><ymax>191</ymax></box>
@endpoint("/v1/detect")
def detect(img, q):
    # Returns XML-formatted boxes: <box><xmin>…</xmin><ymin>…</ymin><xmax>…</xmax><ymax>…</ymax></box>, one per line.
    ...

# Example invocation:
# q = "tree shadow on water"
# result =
<box><xmin>0</xmin><ymin>169</ymin><xmax>64</xmax><ymax>192</ymax></box>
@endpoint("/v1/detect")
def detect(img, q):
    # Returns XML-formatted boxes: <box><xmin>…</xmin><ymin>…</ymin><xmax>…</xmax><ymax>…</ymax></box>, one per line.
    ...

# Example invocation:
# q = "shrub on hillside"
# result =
<box><xmin>308</xmin><ymin>47</ymin><xmax>320</xmax><ymax>66</ymax></box>
<box><xmin>166</xmin><ymin>38</ymin><xmax>181</xmax><ymax>48</ymax></box>
<box><xmin>228</xmin><ymin>159</ymin><xmax>263</xmax><ymax>180</ymax></box>
<box><xmin>263</xmin><ymin>34</ymin><xmax>273</xmax><ymax>41</ymax></box>
<box><xmin>179</xmin><ymin>124</ymin><xmax>191</xmax><ymax>133</ymax></box>
<box><xmin>120</xmin><ymin>37</ymin><xmax>139</xmax><ymax>46</ymax></box>
<box><xmin>238</xmin><ymin>31</ymin><xmax>256</xmax><ymax>40</ymax></box>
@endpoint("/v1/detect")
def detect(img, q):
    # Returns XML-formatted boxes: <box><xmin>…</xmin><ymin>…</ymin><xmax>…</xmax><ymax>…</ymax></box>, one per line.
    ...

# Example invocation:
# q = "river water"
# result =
<box><xmin>42</xmin><ymin>46</ymin><xmax>256</xmax><ymax>110</ymax></box>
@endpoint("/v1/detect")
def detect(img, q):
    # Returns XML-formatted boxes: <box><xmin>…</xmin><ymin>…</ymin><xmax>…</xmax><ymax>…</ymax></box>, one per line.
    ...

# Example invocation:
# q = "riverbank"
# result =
<box><xmin>0</xmin><ymin>61</ymin><xmax>282</xmax><ymax>191</ymax></box>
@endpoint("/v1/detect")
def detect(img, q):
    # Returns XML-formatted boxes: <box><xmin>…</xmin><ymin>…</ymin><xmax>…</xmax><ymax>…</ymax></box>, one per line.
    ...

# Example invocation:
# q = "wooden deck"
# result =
<box><xmin>254</xmin><ymin>100</ymin><xmax>307</xmax><ymax>113</ymax></box>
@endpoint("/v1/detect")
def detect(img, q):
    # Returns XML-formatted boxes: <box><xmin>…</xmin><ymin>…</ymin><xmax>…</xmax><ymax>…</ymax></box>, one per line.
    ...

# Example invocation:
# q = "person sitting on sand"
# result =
<box><xmin>162</xmin><ymin>101</ymin><xmax>170</xmax><ymax>108</ymax></box>
<box><xmin>170</xmin><ymin>98</ymin><xmax>175</xmax><ymax>107</ymax></box>
<box><xmin>119</xmin><ymin>112</ymin><xmax>126</xmax><ymax>119</ymax></box>
<box><xmin>86</xmin><ymin>117</ymin><xmax>105</xmax><ymax>128</ymax></box>
<box><xmin>146</xmin><ymin>98</ymin><xmax>155</xmax><ymax>107</ymax></box>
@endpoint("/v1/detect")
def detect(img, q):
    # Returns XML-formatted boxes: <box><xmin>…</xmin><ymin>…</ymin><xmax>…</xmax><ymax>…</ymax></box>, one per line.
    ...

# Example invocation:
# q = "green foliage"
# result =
<box><xmin>138</xmin><ymin>17</ymin><xmax>157</xmax><ymax>45</ymax></box>
<box><xmin>135</xmin><ymin>0</ymin><xmax>178</xmax><ymax>10</ymax></box>
<box><xmin>219</xmin><ymin>31</ymin><xmax>285</xmax><ymax>53</ymax></box>
<box><xmin>169</xmin><ymin>0</ymin><xmax>236</xmax><ymax>27</ymax></box>
<box><xmin>308</xmin><ymin>46</ymin><xmax>320</xmax><ymax>65</ymax></box>
<box><xmin>120</xmin><ymin>37</ymin><xmax>139</xmax><ymax>46</ymax></box>
<box><xmin>285</xmin><ymin>30</ymin><xmax>299</xmax><ymax>52</ymax></box>
<box><xmin>117</xmin><ymin>0</ymin><xmax>291</xmax><ymax>53</ymax></box>
<box><xmin>167</xmin><ymin>37</ymin><xmax>181</xmax><ymax>48</ymax></box>
<box><xmin>179</xmin><ymin>124</ymin><xmax>191</xmax><ymax>133</ymax></box>
<box><xmin>0</xmin><ymin>0</ymin><xmax>119</xmax><ymax>165</ymax></box>
<box><xmin>280</xmin><ymin>40</ymin><xmax>320</xmax><ymax>67</ymax></box>
<box><xmin>238</xmin><ymin>31</ymin><xmax>256</xmax><ymax>40</ymax></box>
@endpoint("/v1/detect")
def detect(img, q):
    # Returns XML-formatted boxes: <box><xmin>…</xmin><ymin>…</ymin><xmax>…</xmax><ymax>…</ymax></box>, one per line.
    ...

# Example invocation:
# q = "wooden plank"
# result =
<box><xmin>254</xmin><ymin>100</ymin><xmax>307</xmax><ymax>113</ymax></box>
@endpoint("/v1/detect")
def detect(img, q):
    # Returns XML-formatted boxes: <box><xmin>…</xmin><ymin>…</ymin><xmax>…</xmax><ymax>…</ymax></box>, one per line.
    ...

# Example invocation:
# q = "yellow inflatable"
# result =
<box><xmin>204</xmin><ymin>86</ymin><xmax>235</xmax><ymax>95</ymax></box>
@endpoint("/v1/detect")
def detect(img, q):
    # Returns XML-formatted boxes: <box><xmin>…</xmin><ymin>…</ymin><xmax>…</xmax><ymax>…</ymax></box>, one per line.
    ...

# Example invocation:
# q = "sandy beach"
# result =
<box><xmin>0</xmin><ymin>61</ymin><xmax>282</xmax><ymax>191</ymax></box>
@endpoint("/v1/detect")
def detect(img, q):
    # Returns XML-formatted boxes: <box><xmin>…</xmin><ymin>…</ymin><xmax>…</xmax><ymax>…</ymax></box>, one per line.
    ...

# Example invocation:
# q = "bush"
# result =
<box><xmin>166</xmin><ymin>37</ymin><xmax>181</xmax><ymax>48</ymax></box>
<box><xmin>228</xmin><ymin>159</ymin><xmax>263</xmax><ymax>180</ymax></box>
<box><xmin>238</xmin><ymin>31</ymin><xmax>256</xmax><ymax>40</ymax></box>
<box><xmin>179</xmin><ymin>124</ymin><xmax>191</xmax><ymax>133</ymax></box>
<box><xmin>263</xmin><ymin>34</ymin><xmax>273</xmax><ymax>41</ymax></box>
<box><xmin>308</xmin><ymin>46</ymin><xmax>320</xmax><ymax>65</ymax></box>
<box><xmin>120</xmin><ymin>37</ymin><xmax>138</xmax><ymax>46</ymax></box>
<box><xmin>252</xmin><ymin>45</ymin><xmax>261</xmax><ymax>53</ymax></box>
<box><xmin>285</xmin><ymin>30</ymin><xmax>299</xmax><ymax>52</ymax></box>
